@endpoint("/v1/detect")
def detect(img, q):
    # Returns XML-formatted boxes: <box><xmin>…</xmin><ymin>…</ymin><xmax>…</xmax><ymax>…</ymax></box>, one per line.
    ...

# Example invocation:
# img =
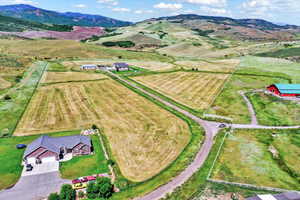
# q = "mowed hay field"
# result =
<box><xmin>0</xmin><ymin>76</ymin><xmax>11</xmax><ymax>89</ymax></box>
<box><xmin>176</xmin><ymin>59</ymin><xmax>240</xmax><ymax>73</ymax></box>
<box><xmin>15</xmin><ymin>79</ymin><xmax>190</xmax><ymax>182</ymax></box>
<box><xmin>62</xmin><ymin>60</ymin><xmax>175</xmax><ymax>72</ymax></box>
<box><xmin>41</xmin><ymin>71</ymin><xmax>107</xmax><ymax>84</ymax></box>
<box><xmin>133</xmin><ymin>72</ymin><xmax>229</xmax><ymax>110</ymax></box>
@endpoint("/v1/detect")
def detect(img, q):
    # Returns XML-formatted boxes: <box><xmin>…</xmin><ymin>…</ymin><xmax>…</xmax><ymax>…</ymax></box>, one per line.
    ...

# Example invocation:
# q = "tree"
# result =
<box><xmin>78</xmin><ymin>191</ymin><xmax>85</xmax><ymax>199</ymax></box>
<box><xmin>60</xmin><ymin>184</ymin><xmax>76</xmax><ymax>200</ymax></box>
<box><xmin>86</xmin><ymin>178</ymin><xmax>114</xmax><ymax>199</ymax></box>
<box><xmin>92</xmin><ymin>124</ymin><xmax>98</xmax><ymax>130</ymax></box>
<box><xmin>4</xmin><ymin>95</ymin><xmax>11</xmax><ymax>101</ymax></box>
<box><xmin>48</xmin><ymin>193</ymin><xmax>60</xmax><ymax>200</ymax></box>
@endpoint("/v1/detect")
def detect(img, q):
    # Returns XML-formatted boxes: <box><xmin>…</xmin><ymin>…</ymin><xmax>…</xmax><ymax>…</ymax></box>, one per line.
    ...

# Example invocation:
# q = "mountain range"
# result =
<box><xmin>0</xmin><ymin>4</ymin><xmax>131</xmax><ymax>27</ymax></box>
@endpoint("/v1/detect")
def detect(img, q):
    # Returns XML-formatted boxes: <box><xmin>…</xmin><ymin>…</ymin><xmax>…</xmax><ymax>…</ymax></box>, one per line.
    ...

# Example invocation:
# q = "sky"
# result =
<box><xmin>0</xmin><ymin>0</ymin><xmax>300</xmax><ymax>25</ymax></box>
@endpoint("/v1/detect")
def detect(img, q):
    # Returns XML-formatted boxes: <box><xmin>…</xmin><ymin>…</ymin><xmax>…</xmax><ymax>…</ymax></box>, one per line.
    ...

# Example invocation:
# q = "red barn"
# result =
<box><xmin>267</xmin><ymin>84</ymin><xmax>300</xmax><ymax>97</ymax></box>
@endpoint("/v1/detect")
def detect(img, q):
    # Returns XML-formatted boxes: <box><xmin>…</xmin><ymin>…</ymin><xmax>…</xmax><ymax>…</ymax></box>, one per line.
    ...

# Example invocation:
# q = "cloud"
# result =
<box><xmin>171</xmin><ymin>0</ymin><xmax>226</xmax><ymax>7</ymax></box>
<box><xmin>97</xmin><ymin>0</ymin><xmax>118</xmax><ymax>6</ymax></box>
<box><xmin>74</xmin><ymin>4</ymin><xmax>87</xmax><ymax>8</ymax></box>
<box><xmin>154</xmin><ymin>2</ymin><xmax>183</xmax><ymax>10</ymax></box>
<box><xmin>134</xmin><ymin>10</ymin><xmax>154</xmax><ymax>14</ymax></box>
<box><xmin>0</xmin><ymin>0</ymin><xmax>37</xmax><ymax>5</ymax></box>
<box><xmin>240</xmin><ymin>0</ymin><xmax>300</xmax><ymax>19</ymax></box>
<box><xmin>112</xmin><ymin>7</ymin><xmax>131</xmax><ymax>12</ymax></box>
<box><xmin>199</xmin><ymin>6</ymin><xmax>231</xmax><ymax>16</ymax></box>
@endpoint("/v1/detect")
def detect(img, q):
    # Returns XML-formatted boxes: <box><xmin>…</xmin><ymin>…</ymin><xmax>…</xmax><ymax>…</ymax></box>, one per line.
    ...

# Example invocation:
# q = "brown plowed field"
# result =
<box><xmin>15</xmin><ymin>79</ymin><xmax>190</xmax><ymax>182</ymax></box>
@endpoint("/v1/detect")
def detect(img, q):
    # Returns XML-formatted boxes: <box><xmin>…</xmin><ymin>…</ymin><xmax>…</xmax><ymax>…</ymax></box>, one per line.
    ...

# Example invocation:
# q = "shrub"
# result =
<box><xmin>60</xmin><ymin>184</ymin><xmax>76</xmax><ymax>200</ymax></box>
<box><xmin>4</xmin><ymin>95</ymin><xmax>11</xmax><ymax>101</ymax></box>
<box><xmin>86</xmin><ymin>177</ymin><xmax>114</xmax><ymax>199</ymax></box>
<box><xmin>48</xmin><ymin>193</ymin><xmax>60</xmax><ymax>200</ymax></box>
<box><xmin>78</xmin><ymin>191</ymin><xmax>85</xmax><ymax>199</ymax></box>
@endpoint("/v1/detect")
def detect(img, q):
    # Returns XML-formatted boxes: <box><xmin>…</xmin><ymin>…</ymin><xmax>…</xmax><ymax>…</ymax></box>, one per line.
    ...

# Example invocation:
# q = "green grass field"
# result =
<box><xmin>256</xmin><ymin>47</ymin><xmax>300</xmax><ymax>58</ymax></box>
<box><xmin>208</xmin><ymin>74</ymin><xmax>287</xmax><ymax>124</ymax></box>
<box><xmin>0</xmin><ymin>61</ymin><xmax>47</xmax><ymax>136</ymax></box>
<box><xmin>47</xmin><ymin>62</ymin><xmax>68</xmax><ymax>72</ymax></box>
<box><xmin>212</xmin><ymin>129</ymin><xmax>300</xmax><ymax>190</ymax></box>
<box><xmin>60</xmin><ymin>135</ymin><xmax>109</xmax><ymax>179</ymax></box>
<box><xmin>0</xmin><ymin>130</ymin><xmax>81</xmax><ymax>190</ymax></box>
<box><xmin>248</xmin><ymin>92</ymin><xmax>300</xmax><ymax>126</ymax></box>
<box><xmin>238</xmin><ymin>56</ymin><xmax>300</xmax><ymax>82</ymax></box>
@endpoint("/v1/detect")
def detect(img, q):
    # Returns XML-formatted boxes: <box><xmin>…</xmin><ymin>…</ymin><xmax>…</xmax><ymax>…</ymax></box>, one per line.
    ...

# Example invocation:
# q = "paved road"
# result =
<box><xmin>108</xmin><ymin>72</ymin><xmax>221</xmax><ymax>200</ymax></box>
<box><xmin>239</xmin><ymin>91</ymin><xmax>258</xmax><ymax>125</ymax></box>
<box><xmin>0</xmin><ymin>172</ymin><xmax>70</xmax><ymax>200</ymax></box>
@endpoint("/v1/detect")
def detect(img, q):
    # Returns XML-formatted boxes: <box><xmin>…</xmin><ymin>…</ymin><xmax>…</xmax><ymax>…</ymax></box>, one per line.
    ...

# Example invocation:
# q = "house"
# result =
<box><xmin>113</xmin><ymin>62</ymin><xmax>130</xmax><ymax>72</ymax></box>
<box><xmin>80</xmin><ymin>64</ymin><xmax>98</xmax><ymax>70</ymax></box>
<box><xmin>23</xmin><ymin>135</ymin><xmax>92</xmax><ymax>164</ymax></box>
<box><xmin>247</xmin><ymin>192</ymin><xmax>300</xmax><ymax>200</ymax></box>
<box><xmin>267</xmin><ymin>84</ymin><xmax>300</xmax><ymax>97</ymax></box>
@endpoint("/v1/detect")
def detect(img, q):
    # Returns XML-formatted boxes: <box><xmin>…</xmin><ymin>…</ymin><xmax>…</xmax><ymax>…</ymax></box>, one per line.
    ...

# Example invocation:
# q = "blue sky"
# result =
<box><xmin>1</xmin><ymin>0</ymin><xmax>300</xmax><ymax>25</ymax></box>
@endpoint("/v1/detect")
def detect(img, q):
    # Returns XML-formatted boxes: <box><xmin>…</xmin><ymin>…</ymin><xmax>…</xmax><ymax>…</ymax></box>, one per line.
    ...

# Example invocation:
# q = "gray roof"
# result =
<box><xmin>24</xmin><ymin>135</ymin><xmax>91</xmax><ymax>158</ymax></box>
<box><xmin>274</xmin><ymin>192</ymin><xmax>300</xmax><ymax>200</ymax></box>
<box><xmin>246</xmin><ymin>192</ymin><xmax>300</xmax><ymax>200</ymax></box>
<box><xmin>114</xmin><ymin>62</ymin><xmax>129</xmax><ymax>68</ymax></box>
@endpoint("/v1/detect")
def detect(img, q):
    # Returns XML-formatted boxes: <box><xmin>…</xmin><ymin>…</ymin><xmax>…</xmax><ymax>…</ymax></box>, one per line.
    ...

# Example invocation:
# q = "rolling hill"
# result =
<box><xmin>0</xmin><ymin>14</ymin><xmax>72</xmax><ymax>32</ymax></box>
<box><xmin>0</xmin><ymin>4</ymin><xmax>132</xmax><ymax>27</ymax></box>
<box><xmin>148</xmin><ymin>14</ymin><xmax>300</xmax><ymax>41</ymax></box>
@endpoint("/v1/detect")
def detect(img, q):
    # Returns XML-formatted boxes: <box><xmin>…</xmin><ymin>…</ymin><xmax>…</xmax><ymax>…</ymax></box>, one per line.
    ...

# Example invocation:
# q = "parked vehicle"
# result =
<box><xmin>219</xmin><ymin>123</ymin><xmax>227</xmax><ymax>128</ymax></box>
<box><xmin>78</xmin><ymin>177</ymin><xmax>89</xmax><ymax>182</ymax></box>
<box><xmin>16</xmin><ymin>144</ymin><xmax>27</xmax><ymax>149</ymax></box>
<box><xmin>26</xmin><ymin>164</ymin><xmax>33</xmax><ymax>171</ymax></box>
<box><xmin>72</xmin><ymin>182</ymin><xmax>87</xmax><ymax>190</ymax></box>
<box><xmin>86</xmin><ymin>176</ymin><xmax>96</xmax><ymax>181</ymax></box>
<box><xmin>72</xmin><ymin>179</ymin><xmax>81</xmax><ymax>184</ymax></box>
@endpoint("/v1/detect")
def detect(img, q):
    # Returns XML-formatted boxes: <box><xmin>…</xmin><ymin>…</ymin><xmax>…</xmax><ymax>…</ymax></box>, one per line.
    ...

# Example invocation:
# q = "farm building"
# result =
<box><xmin>246</xmin><ymin>192</ymin><xmax>300</xmax><ymax>200</ymax></box>
<box><xmin>98</xmin><ymin>65</ymin><xmax>116</xmax><ymax>71</ymax></box>
<box><xmin>113</xmin><ymin>62</ymin><xmax>130</xmax><ymax>72</ymax></box>
<box><xmin>80</xmin><ymin>64</ymin><xmax>98</xmax><ymax>70</ymax></box>
<box><xmin>267</xmin><ymin>84</ymin><xmax>300</xmax><ymax>97</ymax></box>
<box><xmin>23</xmin><ymin>135</ymin><xmax>92</xmax><ymax>164</ymax></box>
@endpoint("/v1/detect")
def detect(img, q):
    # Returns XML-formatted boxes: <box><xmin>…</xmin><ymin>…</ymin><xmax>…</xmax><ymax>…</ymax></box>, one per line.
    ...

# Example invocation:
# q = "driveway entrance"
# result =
<box><xmin>22</xmin><ymin>161</ymin><xmax>59</xmax><ymax>176</ymax></box>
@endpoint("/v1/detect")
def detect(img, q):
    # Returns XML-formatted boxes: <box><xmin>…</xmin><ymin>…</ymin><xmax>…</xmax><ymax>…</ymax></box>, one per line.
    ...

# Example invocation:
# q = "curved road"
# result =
<box><xmin>108</xmin><ymin>72</ymin><xmax>300</xmax><ymax>200</ymax></box>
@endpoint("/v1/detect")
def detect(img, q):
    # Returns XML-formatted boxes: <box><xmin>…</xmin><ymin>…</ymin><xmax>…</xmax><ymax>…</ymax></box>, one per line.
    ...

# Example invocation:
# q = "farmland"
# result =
<box><xmin>212</xmin><ymin>129</ymin><xmax>300</xmax><ymax>190</ymax></box>
<box><xmin>41</xmin><ymin>71</ymin><xmax>107</xmax><ymax>84</ymax></box>
<box><xmin>62</xmin><ymin>59</ymin><xmax>176</xmax><ymax>72</ymax></box>
<box><xmin>133</xmin><ymin>71</ymin><xmax>229</xmax><ymax>110</ymax></box>
<box><xmin>176</xmin><ymin>59</ymin><xmax>239</xmax><ymax>73</ymax></box>
<box><xmin>0</xmin><ymin>62</ymin><xmax>46</xmax><ymax>136</ymax></box>
<box><xmin>15</xmin><ymin>79</ymin><xmax>190</xmax><ymax>182</ymax></box>
<box><xmin>247</xmin><ymin>92</ymin><xmax>300</xmax><ymax>126</ymax></box>
<box><xmin>208</xmin><ymin>75</ymin><xmax>288</xmax><ymax>124</ymax></box>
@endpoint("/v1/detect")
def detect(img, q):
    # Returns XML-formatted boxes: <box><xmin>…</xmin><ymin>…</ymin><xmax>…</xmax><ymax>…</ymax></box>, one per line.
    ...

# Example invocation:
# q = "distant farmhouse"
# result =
<box><xmin>81</xmin><ymin>62</ymin><xmax>130</xmax><ymax>72</ymax></box>
<box><xmin>247</xmin><ymin>192</ymin><xmax>300</xmax><ymax>200</ymax></box>
<box><xmin>80</xmin><ymin>64</ymin><xmax>98</xmax><ymax>70</ymax></box>
<box><xmin>267</xmin><ymin>84</ymin><xmax>300</xmax><ymax>97</ymax></box>
<box><xmin>23</xmin><ymin>135</ymin><xmax>92</xmax><ymax>164</ymax></box>
<box><xmin>113</xmin><ymin>63</ymin><xmax>130</xmax><ymax>72</ymax></box>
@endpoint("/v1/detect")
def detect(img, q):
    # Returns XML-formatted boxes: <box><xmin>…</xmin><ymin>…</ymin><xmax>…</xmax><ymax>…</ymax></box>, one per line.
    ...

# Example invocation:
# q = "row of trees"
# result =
<box><xmin>102</xmin><ymin>41</ymin><xmax>135</xmax><ymax>48</ymax></box>
<box><xmin>48</xmin><ymin>177</ymin><xmax>114</xmax><ymax>200</ymax></box>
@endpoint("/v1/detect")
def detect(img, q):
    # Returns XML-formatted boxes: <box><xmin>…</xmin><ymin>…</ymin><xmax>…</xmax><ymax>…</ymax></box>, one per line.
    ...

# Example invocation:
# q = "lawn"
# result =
<box><xmin>15</xmin><ymin>79</ymin><xmax>190</xmax><ymax>182</ymax></box>
<box><xmin>47</xmin><ymin>62</ymin><xmax>68</xmax><ymax>72</ymax></box>
<box><xmin>248</xmin><ymin>92</ymin><xmax>300</xmax><ymax>126</ymax></box>
<box><xmin>207</xmin><ymin>74</ymin><xmax>288</xmax><ymax>124</ymax></box>
<box><xmin>212</xmin><ymin>129</ymin><xmax>300</xmax><ymax>190</ymax></box>
<box><xmin>60</xmin><ymin>135</ymin><xmax>109</xmax><ymax>179</ymax></box>
<box><xmin>0</xmin><ymin>130</ymin><xmax>81</xmax><ymax>190</ymax></box>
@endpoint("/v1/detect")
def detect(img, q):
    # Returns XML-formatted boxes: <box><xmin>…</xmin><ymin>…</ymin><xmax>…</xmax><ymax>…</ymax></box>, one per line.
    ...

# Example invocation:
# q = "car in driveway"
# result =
<box><xmin>26</xmin><ymin>164</ymin><xmax>33</xmax><ymax>171</ymax></box>
<box><xmin>16</xmin><ymin>144</ymin><xmax>27</xmax><ymax>149</ymax></box>
<box><xmin>72</xmin><ymin>182</ymin><xmax>87</xmax><ymax>190</ymax></box>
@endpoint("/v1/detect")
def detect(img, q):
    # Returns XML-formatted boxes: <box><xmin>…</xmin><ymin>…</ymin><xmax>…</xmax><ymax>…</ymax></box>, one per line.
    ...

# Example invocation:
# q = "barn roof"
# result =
<box><xmin>274</xmin><ymin>84</ymin><xmax>300</xmax><ymax>94</ymax></box>
<box><xmin>24</xmin><ymin>135</ymin><xmax>91</xmax><ymax>158</ymax></box>
<box><xmin>246</xmin><ymin>192</ymin><xmax>300</xmax><ymax>200</ymax></box>
<box><xmin>114</xmin><ymin>62</ymin><xmax>129</xmax><ymax>68</ymax></box>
